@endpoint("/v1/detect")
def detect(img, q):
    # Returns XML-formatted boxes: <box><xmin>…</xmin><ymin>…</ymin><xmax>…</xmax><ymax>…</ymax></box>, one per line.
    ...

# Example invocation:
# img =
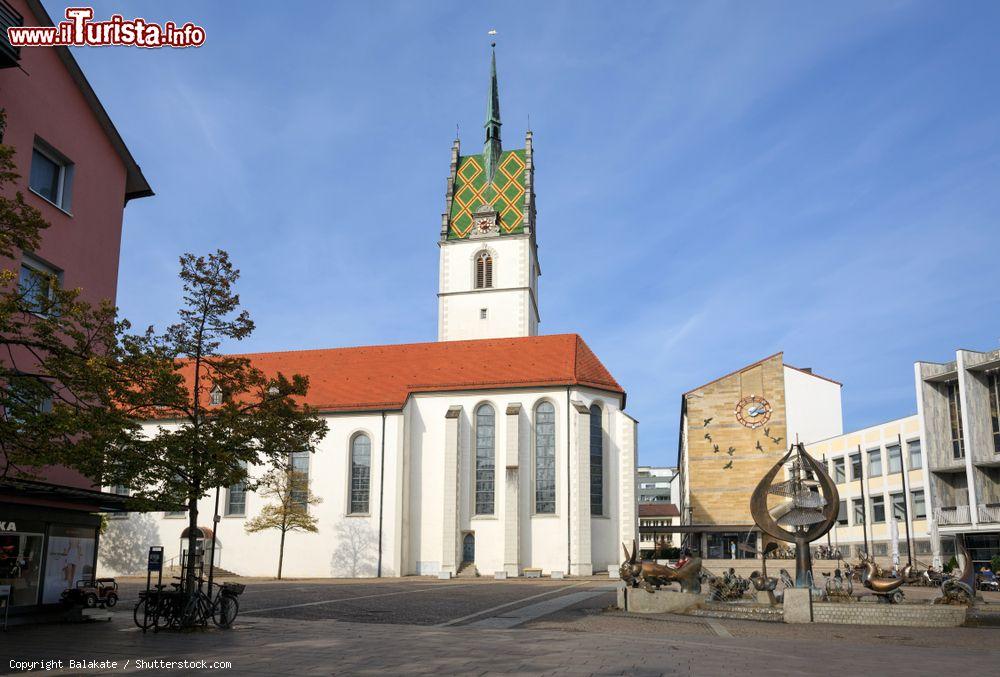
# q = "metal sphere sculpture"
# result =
<box><xmin>750</xmin><ymin>443</ymin><xmax>839</xmax><ymax>588</ymax></box>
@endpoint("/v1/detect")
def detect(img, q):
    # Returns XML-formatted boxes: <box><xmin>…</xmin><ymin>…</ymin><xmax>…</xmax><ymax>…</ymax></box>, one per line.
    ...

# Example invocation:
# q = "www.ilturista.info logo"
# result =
<box><xmin>7</xmin><ymin>7</ymin><xmax>205</xmax><ymax>48</ymax></box>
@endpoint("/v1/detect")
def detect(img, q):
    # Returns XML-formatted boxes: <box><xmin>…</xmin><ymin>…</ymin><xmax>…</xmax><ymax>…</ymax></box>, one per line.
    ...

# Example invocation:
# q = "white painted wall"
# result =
<box><xmin>438</xmin><ymin>234</ymin><xmax>538</xmax><ymax>341</ymax></box>
<box><xmin>784</xmin><ymin>366</ymin><xmax>843</xmax><ymax>445</ymax></box>
<box><xmin>100</xmin><ymin>385</ymin><xmax>633</xmax><ymax>579</ymax></box>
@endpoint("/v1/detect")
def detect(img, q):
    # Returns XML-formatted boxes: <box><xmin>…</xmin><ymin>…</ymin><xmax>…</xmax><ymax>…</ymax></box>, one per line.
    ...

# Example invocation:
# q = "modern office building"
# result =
<box><xmin>637</xmin><ymin>466</ymin><xmax>677</xmax><ymax>504</ymax></box>
<box><xmin>0</xmin><ymin>0</ymin><xmax>152</xmax><ymax>619</ymax></box>
<box><xmin>676</xmin><ymin>353</ymin><xmax>843</xmax><ymax>558</ymax></box>
<box><xmin>915</xmin><ymin>345</ymin><xmax>1000</xmax><ymax>568</ymax></box>
<box><xmin>806</xmin><ymin>416</ymin><xmax>929</xmax><ymax>567</ymax></box>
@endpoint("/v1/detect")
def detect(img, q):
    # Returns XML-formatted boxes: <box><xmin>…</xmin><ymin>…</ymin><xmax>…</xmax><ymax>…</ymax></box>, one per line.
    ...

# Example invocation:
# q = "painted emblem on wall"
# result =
<box><xmin>735</xmin><ymin>395</ymin><xmax>772</xmax><ymax>429</ymax></box>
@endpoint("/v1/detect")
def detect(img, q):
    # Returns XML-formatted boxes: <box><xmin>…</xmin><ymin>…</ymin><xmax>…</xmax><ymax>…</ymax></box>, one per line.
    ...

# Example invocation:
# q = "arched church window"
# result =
<box><xmin>590</xmin><ymin>403</ymin><xmax>604</xmax><ymax>516</ymax></box>
<box><xmin>350</xmin><ymin>433</ymin><xmax>371</xmax><ymax>514</ymax></box>
<box><xmin>475</xmin><ymin>251</ymin><xmax>493</xmax><ymax>289</ymax></box>
<box><xmin>534</xmin><ymin>401</ymin><xmax>556</xmax><ymax>514</ymax></box>
<box><xmin>474</xmin><ymin>404</ymin><xmax>495</xmax><ymax>515</ymax></box>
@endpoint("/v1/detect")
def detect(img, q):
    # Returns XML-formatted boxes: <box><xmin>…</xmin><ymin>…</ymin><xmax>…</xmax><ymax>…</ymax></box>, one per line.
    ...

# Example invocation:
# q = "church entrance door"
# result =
<box><xmin>462</xmin><ymin>533</ymin><xmax>475</xmax><ymax>563</ymax></box>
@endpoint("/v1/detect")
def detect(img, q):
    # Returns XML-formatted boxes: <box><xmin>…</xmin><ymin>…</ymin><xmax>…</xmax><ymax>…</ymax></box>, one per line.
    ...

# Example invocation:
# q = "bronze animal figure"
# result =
<box><xmin>620</xmin><ymin>541</ymin><xmax>703</xmax><ymax>594</ymax></box>
<box><xmin>859</xmin><ymin>554</ymin><xmax>909</xmax><ymax>603</ymax></box>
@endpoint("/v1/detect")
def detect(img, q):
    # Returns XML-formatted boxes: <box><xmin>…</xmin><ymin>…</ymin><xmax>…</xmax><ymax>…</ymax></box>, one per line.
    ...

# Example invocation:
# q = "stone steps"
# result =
<box><xmin>689</xmin><ymin>603</ymin><xmax>784</xmax><ymax>623</ymax></box>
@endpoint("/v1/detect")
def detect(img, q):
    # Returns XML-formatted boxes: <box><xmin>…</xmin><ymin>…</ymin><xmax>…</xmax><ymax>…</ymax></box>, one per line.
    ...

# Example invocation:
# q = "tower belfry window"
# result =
<box><xmin>475</xmin><ymin>251</ymin><xmax>493</xmax><ymax>289</ymax></box>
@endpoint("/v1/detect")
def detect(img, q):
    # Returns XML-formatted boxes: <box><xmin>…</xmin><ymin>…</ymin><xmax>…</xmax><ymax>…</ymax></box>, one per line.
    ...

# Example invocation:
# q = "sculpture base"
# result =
<box><xmin>617</xmin><ymin>586</ymin><xmax>704</xmax><ymax>614</ymax></box>
<box><xmin>782</xmin><ymin>587</ymin><xmax>813</xmax><ymax>624</ymax></box>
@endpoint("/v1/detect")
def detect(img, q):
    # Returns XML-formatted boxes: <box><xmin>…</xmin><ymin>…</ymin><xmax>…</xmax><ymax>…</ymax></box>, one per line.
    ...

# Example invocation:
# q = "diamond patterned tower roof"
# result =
<box><xmin>442</xmin><ymin>47</ymin><xmax>535</xmax><ymax>241</ymax></box>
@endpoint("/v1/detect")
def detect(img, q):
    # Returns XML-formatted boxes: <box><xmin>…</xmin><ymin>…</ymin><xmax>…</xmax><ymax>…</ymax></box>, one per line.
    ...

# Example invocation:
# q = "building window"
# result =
<box><xmin>832</xmin><ymin>457</ymin><xmax>846</xmax><ymax>484</ymax></box>
<box><xmin>475</xmin><ymin>404</ymin><xmax>496</xmax><ymax>515</ymax></box>
<box><xmin>871</xmin><ymin>495</ymin><xmax>885</xmax><ymax>523</ymax></box>
<box><xmin>18</xmin><ymin>254</ymin><xmax>62</xmax><ymax>313</ymax></box>
<box><xmin>210</xmin><ymin>385</ymin><xmax>224</xmax><ymax>406</ymax></box>
<box><xmin>226</xmin><ymin>461</ymin><xmax>247</xmax><ymax>516</ymax></box>
<box><xmin>989</xmin><ymin>373</ymin><xmax>1000</xmax><ymax>454</ymax></box>
<box><xmin>886</xmin><ymin>444</ymin><xmax>902</xmax><ymax>474</ymax></box>
<box><xmin>479</xmin><ymin>308</ymin><xmax>487</xmax><ymax>320</ymax></box>
<box><xmin>474</xmin><ymin>251</ymin><xmax>493</xmax><ymax>289</ymax></box>
<box><xmin>873</xmin><ymin>542</ymin><xmax>888</xmax><ymax>557</ymax></box>
<box><xmin>109</xmin><ymin>485</ymin><xmax>130</xmax><ymax>520</ymax></box>
<box><xmin>589</xmin><ymin>404</ymin><xmax>604</xmax><ymax>516</ymax></box>
<box><xmin>349</xmin><ymin>435</ymin><xmax>370</xmax><ymax>514</ymax></box>
<box><xmin>837</xmin><ymin>499</ymin><xmax>848</xmax><ymax>526</ymax></box>
<box><xmin>849</xmin><ymin>453</ymin><xmax>862</xmax><ymax>481</ymax></box>
<box><xmin>852</xmin><ymin>497</ymin><xmax>865</xmax><ymax>525</ymax></box>
<box><xmin>29</xmin><ymin>140</ymin><xmax>74</xmax><ymax>211</ymax></box>
<box><xmin>891</xmin><ymin>492</ymin><xmax>906</xmax><ymax>520</ymax></box>
<box><xmin>911</xmin><ymin>489</ymin><xmax>926</xmax><ymax>519</ymax></box>
<box><xmin>534</xmin><ymin>401</ymin><xmax>556</xmax><ymax>514</ymax></box>
<box><xmin>868</xmin><ymin>449</ymin><xmax>882</xmax><ymax>478</ymax></box>
<box><xmin>288</xmin><ymin>450</ymin><xmax>310</xmax><ymax>510</ymax></box>
<box><xmin>907</xmin><ymin>439</ymin><xmax>922</xmax><ymax>470</ymax></box>
<box><xmin>947</xmin><ymin>382</ymin><xmax>964</xmax><ymax>459</ymax></box>
<box><xmin>915</xmin><ymin>540</ymin><xmax>932</xmax><ymax>556</ymax></box>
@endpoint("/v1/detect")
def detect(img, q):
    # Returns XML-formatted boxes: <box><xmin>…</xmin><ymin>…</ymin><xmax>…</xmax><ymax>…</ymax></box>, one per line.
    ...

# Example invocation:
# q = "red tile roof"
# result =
<box><xmin>638</xmin><ymin>503</ymin><xmax>680</xmax><ymax>517</ymax></box>
<box><xmin>201</xmin><ymin>334</ymin><xmax>623</xmax><ymax>413</ymax></box>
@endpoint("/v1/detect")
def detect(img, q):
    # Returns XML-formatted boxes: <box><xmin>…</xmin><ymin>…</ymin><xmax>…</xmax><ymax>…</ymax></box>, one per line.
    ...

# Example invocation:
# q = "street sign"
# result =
<box><xmin>147</xmin><ymin>547</ymin><xmax>164</xmax><ymax>572</ymax></box>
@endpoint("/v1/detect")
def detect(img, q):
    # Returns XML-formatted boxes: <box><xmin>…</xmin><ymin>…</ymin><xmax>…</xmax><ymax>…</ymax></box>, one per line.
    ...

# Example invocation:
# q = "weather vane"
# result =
<box><xmin>488</xmin><ymin>28</ymin><xmax>496</xmax><ymax>47</ymax></box>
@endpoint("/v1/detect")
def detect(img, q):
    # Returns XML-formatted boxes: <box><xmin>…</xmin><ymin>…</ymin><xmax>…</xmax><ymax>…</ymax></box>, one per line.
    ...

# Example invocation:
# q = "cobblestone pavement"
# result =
<box><xmin>2</xmin><ymin>578</ymin><xmax>998</xmax><ymax>676</ymax></box>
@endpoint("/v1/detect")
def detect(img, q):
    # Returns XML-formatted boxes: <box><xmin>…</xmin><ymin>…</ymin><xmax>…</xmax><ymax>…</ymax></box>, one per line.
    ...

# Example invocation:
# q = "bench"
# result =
<box><xmin>523</xmin><ymin>568</ymin><xmax>542</xmax><ymax>579</ymax></box>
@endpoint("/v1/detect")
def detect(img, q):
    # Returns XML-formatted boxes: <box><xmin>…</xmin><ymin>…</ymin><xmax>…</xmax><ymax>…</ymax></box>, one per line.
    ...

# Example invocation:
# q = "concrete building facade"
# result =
<box><xmin>916</xmin><ymin>346</ymin><xmax>1000</xmax><ymax>568</ymax></box>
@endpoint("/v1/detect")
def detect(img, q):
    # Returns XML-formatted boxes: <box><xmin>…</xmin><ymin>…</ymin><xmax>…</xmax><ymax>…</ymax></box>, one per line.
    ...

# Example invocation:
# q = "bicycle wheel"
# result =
<box><xmin>211</xmin><ymin>595</ymin><xmax>239</xmax><ymax>629</ymax></box>
<box><xmin>133</xmin><ymin>597</ymin><xmax>155</xmax><ymax>630</ymax></box>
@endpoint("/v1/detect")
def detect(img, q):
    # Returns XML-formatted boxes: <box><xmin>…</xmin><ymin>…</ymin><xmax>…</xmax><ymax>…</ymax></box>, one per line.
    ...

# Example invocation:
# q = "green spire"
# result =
<box><xmin>483</xmin><ymin>43</ymin><xmax>502</xmax><ymax>183</ymax></box>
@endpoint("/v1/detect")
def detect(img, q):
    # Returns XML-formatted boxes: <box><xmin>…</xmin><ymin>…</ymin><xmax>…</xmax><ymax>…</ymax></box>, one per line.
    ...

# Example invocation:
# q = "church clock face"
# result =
<box><xmin>735</xmin><ymin>395</ymin><xmax>772</xmax><ymax>429</ymax></box>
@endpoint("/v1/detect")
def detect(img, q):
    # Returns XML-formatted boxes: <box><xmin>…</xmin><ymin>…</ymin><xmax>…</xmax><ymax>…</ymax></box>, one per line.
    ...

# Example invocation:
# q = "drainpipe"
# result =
<box><xmin>566</xmin><ymin>386</ymin><xmax>572</xmax><ymax>574</ymax></box>
<box><xmin>377</xmin><ymin>411</ymin><xmax>387</xmax><ymax>577</ymax></box>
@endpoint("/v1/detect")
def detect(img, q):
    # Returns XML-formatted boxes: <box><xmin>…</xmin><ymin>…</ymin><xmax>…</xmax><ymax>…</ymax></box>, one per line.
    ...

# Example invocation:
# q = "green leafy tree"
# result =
<box><xmin>95</xmin><ymin>251</ymin><xmax>327</xmax><ymax>593</ymax></box>
<box><xmin>244</xmin><ymin>463</ymin><xmax>321</xmax><ymax>579</ymax></box>
<box><xmin>0</xmin><ymin>109</ymin><xmax>48</xmax><ymax>261</ymax></box>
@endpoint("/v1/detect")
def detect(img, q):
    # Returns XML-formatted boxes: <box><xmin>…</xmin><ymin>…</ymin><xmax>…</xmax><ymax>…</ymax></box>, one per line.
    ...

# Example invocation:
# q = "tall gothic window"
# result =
<box><xmin>475</xmin><ymin>251</ymin><xmax>493</xmax><ymax>289</ymax></box>
<box><xmin>350</xmin><ymin>434</ymin><xmax>371</xmax><ymax>514</ymax></box>
<box><xmin>589</xmin><ymin>404</ymin><xmax>604</xmax><ymax>516</ymax></box>
<box><xmin>288</xmin><ymin>451</ymin><xmax>310</xmax><ymax>510</ymax></box>
<box><xmin>534</xmin><ymin>401</ymin><xmax>556</xmax><ymax>514</ymax></box>
<box><xmin>475</xmin><ymin>404</ymin><xmax>495</xmax><ymax>515</ymax></box>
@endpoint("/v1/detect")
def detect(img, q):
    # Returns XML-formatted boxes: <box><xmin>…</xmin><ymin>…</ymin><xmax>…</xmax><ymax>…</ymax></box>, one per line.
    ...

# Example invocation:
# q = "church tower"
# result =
<box><xmin>438</xmin><ymin>46</ymin><xmax>539</xmax><ymax>342</ymax></box>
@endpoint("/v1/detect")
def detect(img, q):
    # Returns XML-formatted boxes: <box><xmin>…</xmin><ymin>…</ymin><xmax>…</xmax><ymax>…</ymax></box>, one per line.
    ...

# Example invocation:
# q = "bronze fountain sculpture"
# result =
<box><xmin>749</xmin><ymin>443</ymin><xmax>839</xmax><ymax>589</ymax></box>
<box><xmin>858</xmin><ymin>552</ymin><xmax>911</xmax><ymax>603</ymax></box>
<box><xmin>935</xmin><ymin>540</ymin><xmax>976</xmax><ymax>606</ymax></box>
<box><xmin>620</xmin><ymin>541</ymin><xmax>703</xmax><ymax>594</ymax></box>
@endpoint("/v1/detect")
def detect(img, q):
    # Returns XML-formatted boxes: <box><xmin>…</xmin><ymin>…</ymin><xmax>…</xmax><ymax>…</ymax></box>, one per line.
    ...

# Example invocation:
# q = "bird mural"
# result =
<box><xmin>770</xmin><ymin>435</ymin><xmax>783</xmax><ymax>445</ymax></box>
<box><xmin>755</xmin><ymin>440</ymin><xmax>764</xmax><ymax>452</ymax></box>
<box><xmin>713</xmin><ymin>444</ymin><xmax>720</xmax><ymax>454</ymax></box>
<box><xmin>727</xmin><ymin>446</ymin><xmax>736</xmax><ymax>456</ymax></box>
<box><xmin>764</xmin><ymin>427</ymin><xmax>770</xmax><ymax>438</ymax></box>
<box><xmin>723</xmin><ymin>460</ymin><xmax>734</xmax><ymax>469</ymax></box>
<box><xmin>703</xmin><ymin>417</ymin><xmax>713</xmax><ymax>427</ymax></box>
<box><xmin>704</xmin><ymin>433</ymin><xmax>712</xmax><ymax>442</ymax></box>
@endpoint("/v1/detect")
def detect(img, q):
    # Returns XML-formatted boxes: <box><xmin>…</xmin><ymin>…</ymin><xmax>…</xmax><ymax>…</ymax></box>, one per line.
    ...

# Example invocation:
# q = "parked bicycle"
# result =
<box><xmin>133</xmin><ymin>578</ymin><xmax>244</xmax><ymax>631</ymax></box>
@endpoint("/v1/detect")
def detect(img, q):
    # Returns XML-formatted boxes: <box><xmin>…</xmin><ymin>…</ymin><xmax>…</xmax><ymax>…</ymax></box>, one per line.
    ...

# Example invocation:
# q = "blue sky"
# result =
<box><xmin>55</xmin><ymin>1</ymin><xmax>1000</xmax><ymax>466</ymax></box>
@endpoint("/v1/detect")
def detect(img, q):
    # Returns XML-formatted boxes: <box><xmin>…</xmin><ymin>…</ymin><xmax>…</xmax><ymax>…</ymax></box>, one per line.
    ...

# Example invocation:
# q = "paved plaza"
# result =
<box><xmin>2</xmin><ymin>577</ymin><xmax>999</xmax><ymax>676</ymax></box>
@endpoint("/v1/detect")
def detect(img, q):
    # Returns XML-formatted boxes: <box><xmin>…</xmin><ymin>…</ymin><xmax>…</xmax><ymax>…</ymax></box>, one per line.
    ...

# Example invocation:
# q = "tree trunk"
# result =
<box><xmin>277</xmin><ymin>528</ymin><xmax>286</xmax><ymax>580</ymax></box>
<box><xmin>186</xmin><ymin>484</ymin><xmax>200</xmax><ymax>594</ymax></box>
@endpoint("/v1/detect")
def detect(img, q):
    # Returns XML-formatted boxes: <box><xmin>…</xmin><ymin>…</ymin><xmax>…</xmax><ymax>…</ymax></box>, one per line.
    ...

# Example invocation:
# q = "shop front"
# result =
<box><xmin>0</xmin><ymin>478</ymin><xmax>128</xmax><ymax>622</ymax></box>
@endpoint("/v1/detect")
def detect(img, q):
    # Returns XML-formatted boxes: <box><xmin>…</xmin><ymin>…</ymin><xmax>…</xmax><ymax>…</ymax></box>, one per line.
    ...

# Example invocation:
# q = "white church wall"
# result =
<box><xmin>99</xmin><ymin>411</ymin><xmax>403</xmax><ymax>579</ymax></box>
